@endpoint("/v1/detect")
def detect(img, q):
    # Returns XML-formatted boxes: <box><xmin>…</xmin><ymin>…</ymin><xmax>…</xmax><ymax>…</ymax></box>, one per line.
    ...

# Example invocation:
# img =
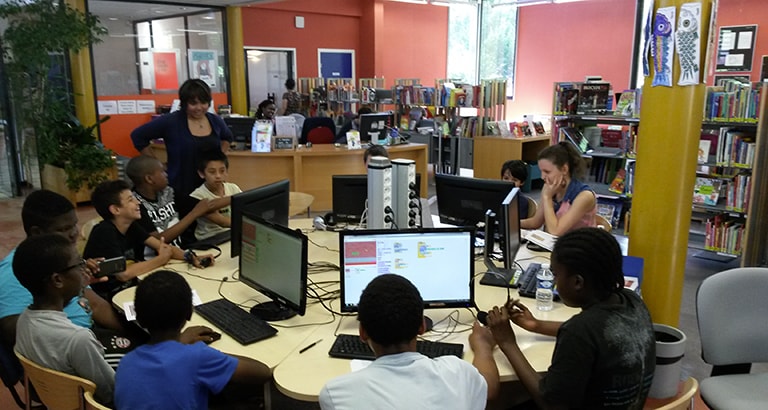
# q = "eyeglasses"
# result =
<box><xmin>60</xmin><ymin>259</ymin><xmax>87</xmax><ymax>274</ymax></box>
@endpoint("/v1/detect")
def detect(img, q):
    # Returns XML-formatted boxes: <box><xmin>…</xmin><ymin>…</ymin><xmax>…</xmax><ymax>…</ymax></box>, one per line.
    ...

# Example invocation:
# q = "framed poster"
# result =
<box><xmin>713</xmin><ymin>74</ymin><xmax>751</xmax><ymax>86</ymax></box>
<box><xmin>189</xmin><ymin>49</ymin><xmax>218</xmax><ymax>89</ymax></box>
<box><xmin>716</xmin><ymin>25</ymin><xmax>757</xmax><ymax>72</ymax></box>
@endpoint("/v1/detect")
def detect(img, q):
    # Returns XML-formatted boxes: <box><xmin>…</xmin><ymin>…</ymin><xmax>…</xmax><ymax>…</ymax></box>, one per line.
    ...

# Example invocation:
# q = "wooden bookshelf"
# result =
<box><xmin>472</xmin><ymin>135</ymin><xmax>550</xmax><ymax>179</ymax></box>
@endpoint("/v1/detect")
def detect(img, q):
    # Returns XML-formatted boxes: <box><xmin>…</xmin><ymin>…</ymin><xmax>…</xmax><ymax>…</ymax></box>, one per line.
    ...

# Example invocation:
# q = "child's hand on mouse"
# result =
<box><xmin>180</xmin><ymin>325</ymin><xmax>220</xmax><ymax>344</ymax></box>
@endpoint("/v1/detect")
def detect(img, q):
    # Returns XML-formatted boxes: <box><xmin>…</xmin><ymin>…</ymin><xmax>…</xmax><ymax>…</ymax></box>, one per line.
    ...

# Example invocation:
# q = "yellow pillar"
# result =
<box><xmin>629</xmin><ymin>0</ymin><xmax>714</xmax><ymax>326</ymax></box>
<box><xmin>227</xmin><ymin>7</ymin><xmax>247</xmax><ymax>115</ymax></box>
<box><xmin>66</xmin><ymin>0</ymin><xmax>97</xmax><ymax>131</ymax></box>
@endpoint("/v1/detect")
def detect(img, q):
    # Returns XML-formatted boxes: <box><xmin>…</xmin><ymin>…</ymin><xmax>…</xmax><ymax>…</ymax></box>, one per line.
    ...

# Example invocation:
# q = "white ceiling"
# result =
<box><xmin>88</xmin><ymin>0</ymin><xmax>282</xmax><ymax>21</ymax></box>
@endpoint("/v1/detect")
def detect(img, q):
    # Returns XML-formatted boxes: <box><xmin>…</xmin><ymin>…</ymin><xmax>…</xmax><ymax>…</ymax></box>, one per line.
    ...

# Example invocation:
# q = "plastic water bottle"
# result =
<box><xmin>536</xmin><ymin>263</ymin><xmax>554</xmax><ymax>311</ymax></box>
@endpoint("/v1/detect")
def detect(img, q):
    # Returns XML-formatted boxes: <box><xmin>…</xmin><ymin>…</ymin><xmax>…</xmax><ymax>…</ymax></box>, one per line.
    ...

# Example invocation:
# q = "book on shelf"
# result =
<box><xmin>532</xmin><ymin>121</ymin><xmax>546</xmax><ymax>135</ymax></box>
<box><xmin>692</xmin><ymin>177</ymin><xmax>723</xmax><ymax>206</ymax></box>
<box><xmin>704</xmin><ymin>213</ymin><xmax>744</xmax><ymax>255</ymax></box>
<box><xmin>553</xmin><ymin>82</ymin><xmax>580</xmax><ymax>115</ymax></box>
<box><xmin>608</xmin><ymin>169</ymin><xmax>626</xmax><ymax>194</ymax></box>
<box><xmin>704</xmin><ymin>81</ymin><xmax>762</xmax><ymax>122</ymax></box>
<box><xmin>715</xmin><ymin>128</ymin><xmax>755</xmax><ymax>167</ymax></box>
<box><xmin>725</xmin><ymin>174</ymin><xmax>752</xmax><ymax>213</ymax></box>
<box><xmin>497</xmin><ymin>121</ymin><xmax>511</xmax><ymax>137</ymax></box>
<box><xmin>614</xmin><ymin>89</ymin><xmax>637</xmax><ymax>117</ymax></box>
<box><xmin>508</xmin><ymin>121</ymin><xmax>520</xmax><ymax>137</ymax></box>
<box><xmin>577</xmin><ymin>82</ymin><xmax>611</xmax><ymax>114</ymax></box>
<box><xmin>698</xmin><ymin>140</ymin><xmax>711</xmax><ymax>164</ymax></box>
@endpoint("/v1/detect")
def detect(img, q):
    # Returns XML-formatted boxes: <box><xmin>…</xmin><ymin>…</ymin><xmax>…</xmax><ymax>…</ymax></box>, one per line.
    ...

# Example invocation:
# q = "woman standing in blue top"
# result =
<box><xmin>522</xmin><ymin>141</ymin><xmax>596</xmax><ymax>235</ymax></box>
<box><xmin>131</xmin><ymin>79</ymin><xmax>233</xmax><ymax>201</ymax></box>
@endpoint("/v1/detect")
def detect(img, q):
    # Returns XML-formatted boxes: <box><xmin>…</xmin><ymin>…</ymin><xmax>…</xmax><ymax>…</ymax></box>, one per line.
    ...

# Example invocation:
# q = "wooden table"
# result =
<box><xmin>150</xmin><ymin>143</ymin><xmax>429</xmax><ymax>210</ymax></box>
<box><xmin>473</xmin><ymin>135</ymin><xmax>551</xmax><ymax>179</ymax></box>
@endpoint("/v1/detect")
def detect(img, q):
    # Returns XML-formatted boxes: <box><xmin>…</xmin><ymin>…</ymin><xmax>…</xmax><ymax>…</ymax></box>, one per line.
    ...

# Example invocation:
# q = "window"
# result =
<box><xmin>447</xmin><ymin>0</ymin><xmax>519</xmax><ymax>98</ymax></box>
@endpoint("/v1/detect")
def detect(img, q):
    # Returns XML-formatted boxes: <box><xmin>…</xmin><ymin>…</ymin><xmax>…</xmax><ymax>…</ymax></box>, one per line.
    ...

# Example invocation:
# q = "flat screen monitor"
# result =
<box><xmin>239</xmin><ymin>212</ymin><xmax>307</xmax><ymax>321</ymax></box>
<box><xmin>230</xmin><ymin>179</ymin><xmax>290</xmax><ymax>258</ymax></box>
<box><xmin>499</xmin><ymin>187</ymin><xmax>521</xmax><ymax>270</ymax></box>
<box><xmin>359</xmin><ymin>112</ymin><xmax>394</xmax><ymax>143</ymax></box>
<box><xmin>332</xmin><ymin>174</ymin><xmax>422</xmax><ymax>223</ymax></box>
<box><xmin>435</xmin><ymin>174</ymin><xmax>515</xmax><ymax>227</ymax></box>
<box><xmin>339</xmin><ymin>227</ymin><xmax>475</xmax><ymax>314</ymax></box>
<box><xmin>224</xmin><ymin>117</ymin><xmax>257</xmax><ymax>145</ymax></box>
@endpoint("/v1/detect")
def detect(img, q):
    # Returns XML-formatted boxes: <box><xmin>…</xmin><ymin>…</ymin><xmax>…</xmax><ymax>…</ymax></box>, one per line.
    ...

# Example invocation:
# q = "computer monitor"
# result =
<box><xmin>359</xmin><ymin>112</ymin><xmax>395</xmax><ymax>143</ymax></box>
<box><xmin>224</xmin><ymin>117</ymin><xmax>257</xmax><ymax>147</ymax></box>
<box><xmin>230</xmin><ymin>179</ymin><xmax>290</xmax><ymax>258</ymax></box>
<box><xmin>499</xmin><ymin>187</ymin><xmax>521</xmax><ymax>270</ymax></box>
<box><xmin>339</xmin><ymin>227</ymin><xmax>475</xmax><ymax>318</ymax></box>
<box><xmin>239</xmin><ymin>212</ymin><xmax>307</xmax><ymax>321</ymax></box>
<box><xmin>435</xmin><ymin>174</ymin><xmax>515</xmax><ymax>227</ymax></box>
<box><xmin>332</xmin><ymin>173</ymin><xmax>422</xmax><ymax>223</ymax></box>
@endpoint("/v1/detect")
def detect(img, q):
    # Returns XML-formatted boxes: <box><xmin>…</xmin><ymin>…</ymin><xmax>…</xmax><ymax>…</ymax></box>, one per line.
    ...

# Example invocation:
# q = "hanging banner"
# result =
<box><xmin>651</xmin><ymin>7</ymin><xmax>676</xmax><ymax>87</ymax></box>
<box><xmin>676</xmin><ymin>2</ymin><xmax>702</xmax><ymax>86</ymax></box>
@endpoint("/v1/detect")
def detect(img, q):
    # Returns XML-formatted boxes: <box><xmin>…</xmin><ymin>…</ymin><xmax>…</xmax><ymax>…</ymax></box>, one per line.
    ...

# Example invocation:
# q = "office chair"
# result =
<box><xmin>696</xmin><ymin>267</ymin><xmax>768</xmax><ymax>410</ymax></box>
<box><xmin>15</xmin><ymin>351</ymin><xmax>96</xmax><ymax>410</ymax></box>
<box><xmin>300</xmin><ymin>117</ymin><xmax>335</xmax><ymax>144</ymax></box>
<box><xmin>0</xmin><ymin>342</ymin><xmax>25</xmax><ymax>408</ymax></box>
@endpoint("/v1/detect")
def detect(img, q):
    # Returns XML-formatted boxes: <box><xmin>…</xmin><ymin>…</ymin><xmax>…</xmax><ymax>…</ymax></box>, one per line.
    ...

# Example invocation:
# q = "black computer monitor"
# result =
<box><xmin>224</xmin><ymin>117</ymin><xmax>257</xmax><ymax>146</ymax></box>
<box><xmin>499</xmin><ymin>187</ymin><xmax>521</xmax><ymax>270</ymax></box>
<box><xmin>230</xmin><ymin>179</ymin><xmax>290</xmax><ymax>258</ymax></box>
<box><xmin>435</xmin><ymin>174</ymin><xmax>515</xmax><ymax>227</ymax></box>
<box><xmin>339</xmin><ymin>227</ymin><xmax>475</xmax><ymax>318</ymax></box>
<box><xmin>332</xmin><ymin>173</ymin><xmax>422</xmax><ymax>223</ymax></box>
<box><xmin>239</xmin><ymin>212</ymin><xmax>307</xmax><ymax>321</ymax></box>
<box><xmin>359</xmin><ymin>112</ymin><xmax>394</xmax><ymax>143</ymax></box>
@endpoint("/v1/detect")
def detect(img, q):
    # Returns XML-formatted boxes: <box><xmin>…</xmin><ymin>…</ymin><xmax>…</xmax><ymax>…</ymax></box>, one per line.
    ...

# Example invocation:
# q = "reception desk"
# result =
<box><xmin>150</xmin><ymin>143</ymin><xmax>429</xmax><ymax>210</ymax></box>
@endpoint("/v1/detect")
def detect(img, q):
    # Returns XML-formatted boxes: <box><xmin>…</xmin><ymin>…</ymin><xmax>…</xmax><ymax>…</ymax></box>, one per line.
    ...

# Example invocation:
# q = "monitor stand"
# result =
<box><xmin>250</xmin><ymin>301</ymin><xmax>297</xmax><ymax>321</ymax></box>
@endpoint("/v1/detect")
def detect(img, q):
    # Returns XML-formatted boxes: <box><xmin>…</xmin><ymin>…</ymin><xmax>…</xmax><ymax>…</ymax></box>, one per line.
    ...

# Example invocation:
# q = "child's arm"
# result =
<box><xmin>113</xmin><ymin>244</ymin><xmax>172</xmax><ymax>282</ymax></box>
<box><xmin>468</xmin><ymin>322</ymin><xmax>500</xmax><ymax>400</ymax></box>
<box><xmin>201</xmin><ymin>211</ymin><xmax>231</xmax><ymax>228</ymax></box>
<box><xmin>155</xmin><ymin>198</ymin><xmax>213</xmax><ymax>243</ymax></box>
<box><xmin>228</xmin><ymin>354</ymin><xmax>271</xmax><ymax>384</ymax></box>
<box><xmin>507</xmin><ymin>299</ymin><xmax>562</xmax><ymax>337</ymax></box>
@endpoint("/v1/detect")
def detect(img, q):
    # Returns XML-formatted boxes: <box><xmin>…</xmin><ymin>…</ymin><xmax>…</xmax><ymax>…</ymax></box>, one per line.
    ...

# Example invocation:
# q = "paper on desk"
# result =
<box><xmin>191</xmin><ymin>289</ymin><xmax>203</xmax><ymax>306</ymax></box>
<box><xmin>350</xmin><ymin>359</ymin><xmax>373</xmax><ymax>372</ymax></box>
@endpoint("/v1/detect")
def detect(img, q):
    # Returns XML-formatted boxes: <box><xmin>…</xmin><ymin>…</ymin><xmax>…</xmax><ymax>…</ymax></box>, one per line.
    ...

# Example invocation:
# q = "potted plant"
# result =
<box><xmin>0</xmin><ymin>0</ymin><xmax>110</xmax><ymax>200</ymax></box>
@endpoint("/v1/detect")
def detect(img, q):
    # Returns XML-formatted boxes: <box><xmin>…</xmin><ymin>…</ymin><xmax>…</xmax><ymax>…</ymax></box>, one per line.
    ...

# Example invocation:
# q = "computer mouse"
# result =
<box><xmin>204</xmin><ymin>331</ymin><xmax>221</xmax><ymax>344</ymax></box>
<box><xmin>200</xmin><ymin>256</ymin><xmax>213</xmax><ymax>268</ymax></box>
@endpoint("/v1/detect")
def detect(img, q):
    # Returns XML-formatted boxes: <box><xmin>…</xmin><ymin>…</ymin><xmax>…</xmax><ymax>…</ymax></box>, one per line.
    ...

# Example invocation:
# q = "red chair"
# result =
<box><xmin>300</xmin><ymin>117</ymin><xmax>336</xmax><ymax>144</ymax></box>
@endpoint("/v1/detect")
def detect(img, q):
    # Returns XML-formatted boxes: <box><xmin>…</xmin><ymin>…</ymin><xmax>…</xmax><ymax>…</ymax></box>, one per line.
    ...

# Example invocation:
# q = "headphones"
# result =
<box><xmin>313</xmin><ymin>212</ymin><xmax>337</xmax><ymax>231</ymax></box>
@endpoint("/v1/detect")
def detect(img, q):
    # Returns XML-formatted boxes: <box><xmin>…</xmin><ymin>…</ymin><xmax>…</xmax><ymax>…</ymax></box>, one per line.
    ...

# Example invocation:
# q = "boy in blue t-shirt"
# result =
<box><xmin>114</xmin><ymin>270</ymin><xmax>270</xmax><ymax>410</ymax></box>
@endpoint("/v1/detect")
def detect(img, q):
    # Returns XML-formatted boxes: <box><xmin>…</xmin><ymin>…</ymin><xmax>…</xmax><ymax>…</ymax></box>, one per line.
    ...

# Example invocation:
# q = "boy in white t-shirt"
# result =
<box><xmin>190</xmin><ymin>150</ymin><xmax>241</xmax><ymax>240</ymax></box>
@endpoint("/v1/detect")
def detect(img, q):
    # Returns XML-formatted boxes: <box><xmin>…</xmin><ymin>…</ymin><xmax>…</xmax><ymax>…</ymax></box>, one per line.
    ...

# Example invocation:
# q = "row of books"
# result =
<box><xmin>703</xmin><ymin>214</ymin><xmax>745</xmax><ymax>256</ymax></box>
<box><xmin>704</xmin><ymin>80</ymin><xmax>762</xmax><ymax>122</ymax></box>
<box><xmin>552</xmin><ymin>82</ymin><xmax>613</xmax><ymax>115</ymax></box>
<box><xmin>714</xmin><ymin>128</ymin><xmax>756</xmax><ymax>167</ymax></box>
<box><xmin>724</xmin><ymin>174</ymin><xmax>752</xmax><ymax>213</ymax></box>
<box><xmin>586</xmin><ymin>157</ymin><xmax>625</xmax><ymax>187</ymax></box>
<box><xmin>393</xmin><ymin>85</ymin><xmax>436</xmax><ymax>106</ymax></box>
<box><xmin>485</xmin><ymin>120</ymin><xmax>546</xmax><ymax>138</ymax></box>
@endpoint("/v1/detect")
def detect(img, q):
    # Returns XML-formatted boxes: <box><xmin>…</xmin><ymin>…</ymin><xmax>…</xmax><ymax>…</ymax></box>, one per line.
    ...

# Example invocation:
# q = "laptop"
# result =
<box><xmin>560</xmin><ymin>127</ymin><xmax>623</xmax><ymax>157</ymax></box>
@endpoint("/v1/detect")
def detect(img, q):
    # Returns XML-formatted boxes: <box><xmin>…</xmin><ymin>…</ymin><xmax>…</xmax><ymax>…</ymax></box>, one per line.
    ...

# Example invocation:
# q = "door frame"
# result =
<box><xmin>317</xmin><ymin>48</ymin><xmax>355</xmax><ymax>81</ymax></box>
<box><xmin>244</xmin><ymin>46</ymin><xmax>298</xmax><ymax>81</ymax></box>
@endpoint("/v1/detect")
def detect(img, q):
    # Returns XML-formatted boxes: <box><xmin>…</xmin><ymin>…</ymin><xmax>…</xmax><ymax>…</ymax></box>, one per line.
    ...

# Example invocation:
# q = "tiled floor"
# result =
<box><xmin>0</xmin><ymin>188</ymin><xmax>731</xmax><ymax>409</ymax></box>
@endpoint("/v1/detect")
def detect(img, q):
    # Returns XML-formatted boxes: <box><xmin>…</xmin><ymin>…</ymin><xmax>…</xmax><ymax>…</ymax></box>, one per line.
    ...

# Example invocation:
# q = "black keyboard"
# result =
<box><xmin>516</xmin><ymin>263</ymin><xmax>542</xmax><ymax>298</ymax></box>
<box><xmin>329</xmin><ymin>334</ymin><xmax>464</xmax><ymax>360</ymax></box>
<box><xmin>194</xmin><ymin>298</ymin><xmax>277</xmax><ymax>345</ymax></box>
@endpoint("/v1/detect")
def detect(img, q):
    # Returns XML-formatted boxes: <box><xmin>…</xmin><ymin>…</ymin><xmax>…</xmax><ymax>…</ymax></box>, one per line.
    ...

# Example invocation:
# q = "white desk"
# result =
<box><xmin>113</xmin><ymin>219</ymin><xmax>579</xmax><ymax>403</ymax></box>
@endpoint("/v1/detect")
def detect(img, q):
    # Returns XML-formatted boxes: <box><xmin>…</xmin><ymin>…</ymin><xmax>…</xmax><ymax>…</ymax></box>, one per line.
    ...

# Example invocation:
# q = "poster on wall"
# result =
<box><xmin>189</xmin><ymin>49</ymin><xmax>218</xmax><ymax>89</ymax></box>
<box><xmin>715</xmin><ymin>25</ymin><xmax>757</xmax><ymax>72</ymax></box>
<box><xmin>152</xmin><ymin>51</ymin><xmax>180</xmax><ymax>90</ymax></box>
<box><xmin>761</xmin><ymin>55</ymin><xmax>768</xmax><ymax>82</ymax></box>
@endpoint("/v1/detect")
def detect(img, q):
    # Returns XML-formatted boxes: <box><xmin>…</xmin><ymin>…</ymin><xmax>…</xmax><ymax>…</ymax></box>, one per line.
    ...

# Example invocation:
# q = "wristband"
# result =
<box><xmin>184</xmin><ymin>249</ymin><xmax>197</xmax><ymax>263</ymax></box>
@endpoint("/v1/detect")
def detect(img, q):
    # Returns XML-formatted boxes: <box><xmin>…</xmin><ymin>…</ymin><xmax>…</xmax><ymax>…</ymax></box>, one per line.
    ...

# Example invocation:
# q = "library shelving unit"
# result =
<box><xmin>297</xmin><ymin>77</ymin><xmax>325</xmax><ymax>117</ymax></box>
<box><xmin>691</xmin><ymin>81</ymin><xmax>762</xmax><ymax>261</ymax></box>
<box><xmin>326</xmin><ymin>78</ymin><xmax>357</xmax><ymax>118</ymax></box>
<box><xmin>358</xmin><ymin>77</ymin><xmax>387</xmax><ymax>111</ymax></box>
<box><xmin>550</xmin><ymin>112</ymin><xmax>639</xmax><ymax>233</ymax></box>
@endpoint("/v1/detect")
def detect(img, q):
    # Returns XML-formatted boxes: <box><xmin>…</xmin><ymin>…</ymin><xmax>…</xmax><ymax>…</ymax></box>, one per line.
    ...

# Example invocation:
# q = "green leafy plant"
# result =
<box><xmin>0</xmin><ymin>0</ymin><xmax>110</xmax><ymax>191</ymax></box>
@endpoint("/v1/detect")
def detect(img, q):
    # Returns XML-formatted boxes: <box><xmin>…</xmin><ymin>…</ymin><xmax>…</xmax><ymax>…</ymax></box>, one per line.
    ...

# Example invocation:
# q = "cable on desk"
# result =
<box><xmin>307</xmin><ymin>237</ymin><xmax>339</xmax><ymax>253</ymax></box>
<box><xmin>164</xmin><ymin>266</ymin><xmax>229</xmax><ymax>283</ymax></box>
<box><xmin>307</xmin><ymin>285</ymin><xmax>355</xmax><ymax>318</ymax></box>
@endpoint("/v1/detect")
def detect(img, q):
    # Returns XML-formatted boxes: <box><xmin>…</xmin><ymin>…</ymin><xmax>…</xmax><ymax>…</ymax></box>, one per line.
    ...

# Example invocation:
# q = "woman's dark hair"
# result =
<box><xmin>135</xmin><ymin>270</ymin><xmax>193</xmax><ymax>332</ymax></box>
<box><xmin>13</xmin><ymin>234</ymin><xmax>74</xmax><ymax>296</ymax></box>
<box><xmin>358</xmin><ymin>274</ymin><xmax>423</xmax><ymax>346</ymax></box>
<box><xmin>256</xmin><ymin>99</ymin><xmax>275</xmax><ymax>119</ymax></box>
<box><xmin>552</xmin><ymin>228</ymin><xmax>624</xmax><ymax>300</ymax></box>
<box><xmin>538</xmin><ymin>141</ymin><xmax>586</xmax><ymax>180</ymax></box>
<box><xmin>285</xmin><ymin>78</ymin><xmax>296</xmax><ymax>90</ymax></box>
<box><xmin>179</xmin><ymin>79</ymin><xmax>212</xmax><ymax>110</ymax></box>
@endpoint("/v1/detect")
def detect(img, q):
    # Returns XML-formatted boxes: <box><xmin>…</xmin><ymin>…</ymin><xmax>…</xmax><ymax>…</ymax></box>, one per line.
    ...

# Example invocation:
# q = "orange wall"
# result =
<box><xmin>507</xmin><ymin>0</ymin><xmax>636</xmax><ymax>120</ymax></box>
<box><xmin>240</xmin><ymin>0</ymin><xmax>448</xmax><ymax>86</ymax></box>
<box><xmin>98</xmin><ymin>92</ymin><xmax>227</xmax><ymax>157</ymax></box>
<box><xmin>707</xmin><ymin>0</ymin><xmax>768</xmax><ymax>83</ymax></box>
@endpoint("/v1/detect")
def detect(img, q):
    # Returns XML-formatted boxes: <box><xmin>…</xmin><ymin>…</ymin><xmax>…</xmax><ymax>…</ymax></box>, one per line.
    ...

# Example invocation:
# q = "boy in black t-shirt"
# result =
<box><xmin>83</xmin><ymin>180</ymin><xmax>213</xmax><ymax>300</ymax></box>
<box><xmin>126</xmin><ymin>155</ymin><xmax>227</xmax><ymax>250</ymax></box>
<box><xmin>475</xmin><ymin>228</ymin><xmax>655</xmax><ymax>409</ymax></box>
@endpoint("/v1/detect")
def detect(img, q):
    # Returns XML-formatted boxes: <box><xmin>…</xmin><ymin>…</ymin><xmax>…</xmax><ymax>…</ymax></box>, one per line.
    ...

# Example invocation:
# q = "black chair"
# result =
<box><xmin>299</xmin><ymin>117</ymin><xmax>336</xmax><ymax>145</ymax></box>
<box><xmin>0</xmin><ymin>341</ymin><xmax>25</xmax><ymax>408</ymax></box>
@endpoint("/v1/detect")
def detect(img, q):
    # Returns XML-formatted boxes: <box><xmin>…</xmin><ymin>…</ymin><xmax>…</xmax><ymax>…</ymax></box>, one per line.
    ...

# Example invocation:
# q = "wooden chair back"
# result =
<box><xmin>15</xmin><ymin>351</ymin><xmax>96</xmax><ymax>410</ymax></box>
<box><xmin>526</xmin><ymin>197</ymin><xmax>537</xmax><ymax>218</ymax></box>
<box><xmin>594</xmin><ymin>214</ymin><xmax>612</xmax><ymax>233</ymax></box>
<box><xmin>644</xmin><ymin>377</ymin><xmax>698</xmax><ymax>410</ymax></box>
<box><xmin>83</xmin><ymin>391</ymin><xmax>111</xmax><ymax>410</ymax></box>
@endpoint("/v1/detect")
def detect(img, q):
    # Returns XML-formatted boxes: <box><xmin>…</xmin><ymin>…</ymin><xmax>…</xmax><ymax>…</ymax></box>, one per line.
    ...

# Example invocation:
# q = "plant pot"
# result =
<box><xmin>41</xmin><ymin>164</ymin><xmax>116</xmax><ymax>205</ymax></box>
